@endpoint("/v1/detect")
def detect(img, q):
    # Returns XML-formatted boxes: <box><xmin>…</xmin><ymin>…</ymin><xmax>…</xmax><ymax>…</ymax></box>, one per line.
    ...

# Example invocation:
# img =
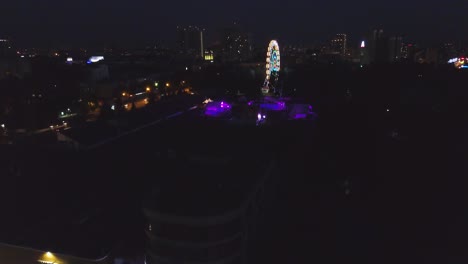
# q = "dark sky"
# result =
<box><xmin>1</xmin><ymin>0</ymin><xmax>466</xmax><ymax>48</ymax></box>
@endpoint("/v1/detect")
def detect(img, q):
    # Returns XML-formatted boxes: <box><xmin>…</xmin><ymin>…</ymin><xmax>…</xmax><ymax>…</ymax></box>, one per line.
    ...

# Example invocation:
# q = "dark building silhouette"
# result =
<box><xmin>439</xmin><ymin>42</ymin><xmax>458</xmax><ymax>63</ymax></box>
<box><xmin>389</xmin><ymin>35</ymin><xmax>403</xmax><ymax>62</ymax></box>
<box><xmin>363</xmin><ymin>29</ymin><xmax>407</xmax><ymax>64</ymax></box>
<box><xmin>359</xmin><ymin>40</ymin><xmax>370</xmax><ymax>65</ymax></box>
<box><xmin>401</xmin><ymin>43</ymin><xmax>416</xmax><ymax>61</ymax></box>
<box><xmin>176</xmin><ymin>26</ymin><xmax>205</xmax><ymax>58</ymax></box>
<box><xmin>0</xmin><ymin>38</ymin><xmax>14</xmax><ymax>58</ymax></box>
<box><xmin>143</xmin><ymin>123</ymin><xmax>280</xmax><ymax>264</ymax></box>
<box><xmin>219</xmin><ymin>25</ymin><xmax>251</xmax><ymax>63</ymax></box>
<box><xmin>370</xmin><ymin>29</ymin><xmax>389</xmax><ymax>63</ymax></box>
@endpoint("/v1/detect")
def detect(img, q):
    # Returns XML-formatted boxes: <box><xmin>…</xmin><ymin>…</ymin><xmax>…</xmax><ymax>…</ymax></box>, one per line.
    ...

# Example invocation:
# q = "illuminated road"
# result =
<box><xmin>34</xmin><ymin>123</ymin><xmax>69</xmax><ymax>134</ymax></box>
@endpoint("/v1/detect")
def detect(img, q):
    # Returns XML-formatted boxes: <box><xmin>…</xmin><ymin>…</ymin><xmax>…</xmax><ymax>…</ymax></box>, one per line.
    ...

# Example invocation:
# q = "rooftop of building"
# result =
<box><xmin>143</xmin><ymin>119</ymin><xmax>276</xmax><ymax>218</ymax></box>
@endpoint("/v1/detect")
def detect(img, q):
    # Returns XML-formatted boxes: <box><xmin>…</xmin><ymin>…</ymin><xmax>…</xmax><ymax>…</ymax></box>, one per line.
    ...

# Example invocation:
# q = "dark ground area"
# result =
<box><xmin>0</xmin><ymin>64</ymin><xmax>467</xmax><ymax>263</ymax></box>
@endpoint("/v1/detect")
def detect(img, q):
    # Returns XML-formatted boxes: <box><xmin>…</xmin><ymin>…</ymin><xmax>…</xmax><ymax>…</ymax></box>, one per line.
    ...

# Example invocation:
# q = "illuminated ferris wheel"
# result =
<box><xmin>262</xmin><ymin>40</ymin><xmax>281</xmax><ymax>94</ymax></box>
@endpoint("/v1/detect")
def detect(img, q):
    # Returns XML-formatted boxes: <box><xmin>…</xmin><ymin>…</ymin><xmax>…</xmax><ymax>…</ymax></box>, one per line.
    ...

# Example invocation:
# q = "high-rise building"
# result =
<box><xmin>388</xmin><ymin>35</ymin><xmax>403</xmax><ymax>62</ymax></box>
<box><xmin>142</xmin><ymin>124</ymin><xmax>279</xmax><ymax>264</ymax></box>
<box><xmin>330</xmin><ymin>34</ymin><xmax>347</xmax><ymax>56</ymax></box>
<box><xmin>176</xmin><ymin>26</ymin><xmax>205</xmax><ymax>58</ymax></box>
<box><xmin>372</xmin><ymin>28</ymin><xmax>389</xmax><ymax>63</ymax></box>
<box><xmin>0</xmin><ymin>38</ymin><xmax>14</xmax><ymax>57</ymax></box>
<box><xmin>362</xmin><ymin>28</ymin><xmax>389</xmax><ymax>64</ymax></box>
<box><xmin>439</xmin><ymin>42</ymin><xmax>458</xmax><ymax>62</ymax></box>
<box><xmin>359</xmin><ymin>40</ymin><xmax>370</xmax><ymax>65</ymax></box>
<box><xmin>400</xmin><ymin>43</ymin><xmax>416</xmax><ymax>61</ymax></box>
<box><xmin>219</xmin><ymin>26</ymin><xmax>251</xmax><ymax>62</ymax></box>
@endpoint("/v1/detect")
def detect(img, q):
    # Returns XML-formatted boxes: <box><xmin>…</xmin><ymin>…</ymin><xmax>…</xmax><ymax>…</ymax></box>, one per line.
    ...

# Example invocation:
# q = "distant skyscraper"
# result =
<box><xmin>388</xmin><ymin>35</ymin><xmax>403</xmax><ymax>62</ymax></box>
<box><xmin>359</xmin><ymin>40</ymin><xmax>370</xmax><ymax>65</ymax></box>
<box><xmin>330</xmin><ymin>34</ymin><xmax>347</xmax><ymax>56</ymax></box>
<box><xmin>364</xmin><ymin>28</ymin><xmax>389</xmax><ymax>64</ymax></box>
<box><xmin>219</xmin><ymin>25</ymin><xmax>251</xmax><ymax>62</ymax></box>
<box><xmin>400</xmin><ymin>43</ymin><xmax>416</xmax><ymax>61</ymax></box>
<box><xmin>0</xmin><ymin>38</ymin><xmax>14</xmax><ymax>57</ymax></box>
<box><xmin>373</xmin><ymin>29</ymin><xmax>389</xmax><ymax>63</ymax></box>
<box><xmin>439</xmin><ymin>42</ymin><xmax>458</xmax><ymax>62</ymax></box>
<box><xmin>176</xmin><ymin>26</ymin><xmax>205</xmax><ymax>58</ymax></box>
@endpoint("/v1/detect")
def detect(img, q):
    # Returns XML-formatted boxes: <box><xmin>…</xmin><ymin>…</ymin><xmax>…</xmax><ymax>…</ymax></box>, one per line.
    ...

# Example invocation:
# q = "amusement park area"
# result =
<box><xmin>2</xmin><ymin>30</ymin><xmax>468</xmax><ymax>264</ymax></box>
<box><xmin>202</xmin><ymin>40</ymin><xmax>316</xmax><ymax>125</ymax></box>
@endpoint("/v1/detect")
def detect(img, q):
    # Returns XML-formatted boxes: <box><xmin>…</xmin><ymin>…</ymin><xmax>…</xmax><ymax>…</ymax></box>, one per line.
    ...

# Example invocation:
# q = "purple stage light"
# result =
<box><xmin>204</xmin><ymin>101</ymin><xmax>232</xmax><ymax>117</ymax></box>
<box><xmin>294</xmin><ymin>113</ymin><xmax>307</xmax><ymax>119</ymax></box>
<box><xmin>260</xmin><ymin>102</ymin><xmax>285</xmax><ymax>111</ymax></box>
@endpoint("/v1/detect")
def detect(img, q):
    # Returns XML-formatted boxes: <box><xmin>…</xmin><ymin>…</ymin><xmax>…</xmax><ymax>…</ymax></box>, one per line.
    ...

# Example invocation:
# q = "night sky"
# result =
<box><xmin>1</xmin><ymin>0</ymin><xmax>466</xmax><ymax>48</ymax></box>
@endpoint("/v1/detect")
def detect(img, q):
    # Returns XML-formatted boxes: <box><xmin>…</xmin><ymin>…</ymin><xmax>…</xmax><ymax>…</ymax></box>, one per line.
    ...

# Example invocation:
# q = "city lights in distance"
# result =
<box><xmin>361</xmin><ymin>41</ymin><xmax>366</xmax><ymax>48</ymax></box>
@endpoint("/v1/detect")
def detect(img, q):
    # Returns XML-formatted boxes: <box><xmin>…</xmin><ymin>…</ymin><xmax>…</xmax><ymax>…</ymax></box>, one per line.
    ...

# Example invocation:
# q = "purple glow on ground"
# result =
<box><xmin>260</xmin><ymin>101</ymin><xmax>286</xmax><ymax>111</ymax></box>
<box><xmin>204</xmin><ymin>101</ymin><xmax>232</xmax><ymax>117</ymax></box>
<box><xmin>220</xmin><ymin>101</ymin><xmax>231</xmax><ymax>109</ymax></box>
<box><xmin>294</xmin><ymin>113</ymin><xmax>307</xmax><ymax>119</ymax></box>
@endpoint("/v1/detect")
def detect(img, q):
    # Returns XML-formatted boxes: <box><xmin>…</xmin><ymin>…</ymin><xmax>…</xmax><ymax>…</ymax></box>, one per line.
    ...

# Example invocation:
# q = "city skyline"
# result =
<box><xmin>0</xmin><ymin>0</ymin><xmax>466</xmax><ymax>48</ymax></box>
